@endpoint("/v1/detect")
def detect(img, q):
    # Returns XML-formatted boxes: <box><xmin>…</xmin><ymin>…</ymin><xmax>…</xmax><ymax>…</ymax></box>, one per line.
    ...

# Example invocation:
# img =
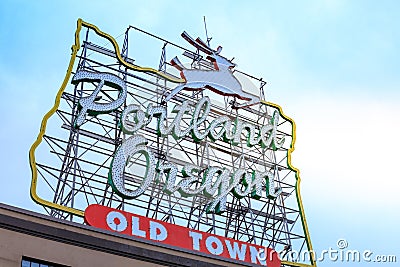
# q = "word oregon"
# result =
<box><xmin>73</xmin><ymin>71</ymin><xmax>283</xmax><ymax>213</ymax></box>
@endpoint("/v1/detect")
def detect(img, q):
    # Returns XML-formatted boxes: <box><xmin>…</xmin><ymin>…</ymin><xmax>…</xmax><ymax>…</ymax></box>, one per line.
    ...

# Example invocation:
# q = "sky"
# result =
<box><xmin>0</xmin><ymin>1</ymin><xmax>399</xmax><ymax>266</ymax></box>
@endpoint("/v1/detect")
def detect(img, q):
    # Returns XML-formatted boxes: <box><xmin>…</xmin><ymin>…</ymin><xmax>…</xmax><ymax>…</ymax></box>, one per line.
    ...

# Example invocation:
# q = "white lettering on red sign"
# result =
<box><xmin>85</xmin><ymin>204</ymin><xmax>281</xmax><ymax>267</ymax></box>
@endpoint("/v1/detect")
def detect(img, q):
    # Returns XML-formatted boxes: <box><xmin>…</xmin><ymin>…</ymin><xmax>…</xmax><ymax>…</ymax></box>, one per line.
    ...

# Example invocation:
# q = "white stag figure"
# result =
<box><xmin>164</xmin><ymin>32</ymin><xmax>260</xmax><ymax>108</ymax></box>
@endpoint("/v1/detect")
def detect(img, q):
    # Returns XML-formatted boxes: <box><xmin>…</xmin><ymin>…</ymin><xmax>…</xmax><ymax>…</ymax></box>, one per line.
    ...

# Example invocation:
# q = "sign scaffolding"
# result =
<box><xmin>29</xmin><ymin>19</ymin><xmax>315</xmax><ymax>267</ymax></box>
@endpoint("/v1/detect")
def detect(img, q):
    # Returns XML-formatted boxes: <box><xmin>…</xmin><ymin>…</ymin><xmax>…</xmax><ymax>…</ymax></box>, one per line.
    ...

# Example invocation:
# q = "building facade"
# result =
<box><xmin>0</xmin><ymin>203</ymin><xmax>256</xmax><ymax>267</ymax></box>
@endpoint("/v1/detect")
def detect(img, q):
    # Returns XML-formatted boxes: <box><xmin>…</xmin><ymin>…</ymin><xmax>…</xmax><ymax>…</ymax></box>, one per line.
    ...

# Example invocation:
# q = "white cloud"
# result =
<box><xmin>291</xmin><ymin>93</ymin><xmax>400</xmax><ymax>210</ymax></box>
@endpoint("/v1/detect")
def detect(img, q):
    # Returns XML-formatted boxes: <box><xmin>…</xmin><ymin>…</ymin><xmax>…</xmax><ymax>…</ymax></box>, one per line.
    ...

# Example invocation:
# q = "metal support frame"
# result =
<box><xmin>33</xmin><ymin>24</ymin><xmax>311</xmax><ymax>266</ymax></box>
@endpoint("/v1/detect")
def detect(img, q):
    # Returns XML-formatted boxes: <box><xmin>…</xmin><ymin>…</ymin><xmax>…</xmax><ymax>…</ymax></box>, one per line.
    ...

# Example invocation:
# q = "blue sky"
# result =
<box><xmin>1</xmin><ymin>1</ymin><xmax>399</xmax><ymax>266</ymax></box>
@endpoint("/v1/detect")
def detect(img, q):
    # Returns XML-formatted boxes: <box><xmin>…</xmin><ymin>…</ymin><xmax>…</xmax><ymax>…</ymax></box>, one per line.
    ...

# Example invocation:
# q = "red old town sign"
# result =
<box><xmin>85</xmin><ymin>204</ymin><xmax>281</xmax><ymax>266</ymax></box>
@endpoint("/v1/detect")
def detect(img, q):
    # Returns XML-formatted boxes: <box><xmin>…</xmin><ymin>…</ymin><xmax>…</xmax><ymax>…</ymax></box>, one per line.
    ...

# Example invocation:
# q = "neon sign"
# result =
<box><xmin>165</xmin><ymin>31</ymin><xmax>259</xmax><ymax>108</ymax></box>
<box><xmin>71</xmin><ymin>70</ymin><xmax>283</xmax><ymax>214</ymax></box>
<box><xmin>85</xmin><ymin>204</ymin><xmax>281</xmax><ymax>267</ymax></box>
<box><xmin>29</xmin><ymin>19</ymin><xmax>316</xmax><ymax>267</ymax></box>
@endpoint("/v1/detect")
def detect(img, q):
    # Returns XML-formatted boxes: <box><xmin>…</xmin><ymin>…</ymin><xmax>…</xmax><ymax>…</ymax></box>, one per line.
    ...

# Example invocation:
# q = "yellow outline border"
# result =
<box><xmin>79</xmin><ymin>21</ymin><xmax>184</xmax><ymax>83</ymax></box>
<box><xmin>29</xmin><ymin>19</ymin><xmax>184</xmax><ymax>218</ymax></box>
<box><xmin>29</xmin><ymin>19</ymin><xmax>315</xmax><ymax>267</ymax></box>
<box><xmin>29</xmin><ymin>19</ymin><xmax>84</xmax><ymax>217</ymax></box>
<box><xmin>263</xmin><ymin>101</ymin><xmax>316</xmax><ymax>267</ymax></box>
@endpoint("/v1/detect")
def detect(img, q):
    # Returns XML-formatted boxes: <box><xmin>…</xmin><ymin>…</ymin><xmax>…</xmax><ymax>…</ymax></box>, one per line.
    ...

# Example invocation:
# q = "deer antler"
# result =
<box><xmin>215</xmin><ymin>46</ymin><xmax>222</xmax><ymax>55</ymax></box>
<box><xmin>181</xmin><ymin>31</ymin><xmax>213</xmax><ymax>55</ymax></box>
<box><xmin>194</xmin><ymin>37</ymin><xmax>213</xmax><ymax>52</ymax></box>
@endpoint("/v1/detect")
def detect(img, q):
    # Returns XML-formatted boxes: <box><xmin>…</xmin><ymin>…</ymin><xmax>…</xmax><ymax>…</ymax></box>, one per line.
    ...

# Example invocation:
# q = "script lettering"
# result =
<box><xmin>71</xmin><ymin>70</ymin><xmax>127</xmax><ymax>127</ymax></box>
